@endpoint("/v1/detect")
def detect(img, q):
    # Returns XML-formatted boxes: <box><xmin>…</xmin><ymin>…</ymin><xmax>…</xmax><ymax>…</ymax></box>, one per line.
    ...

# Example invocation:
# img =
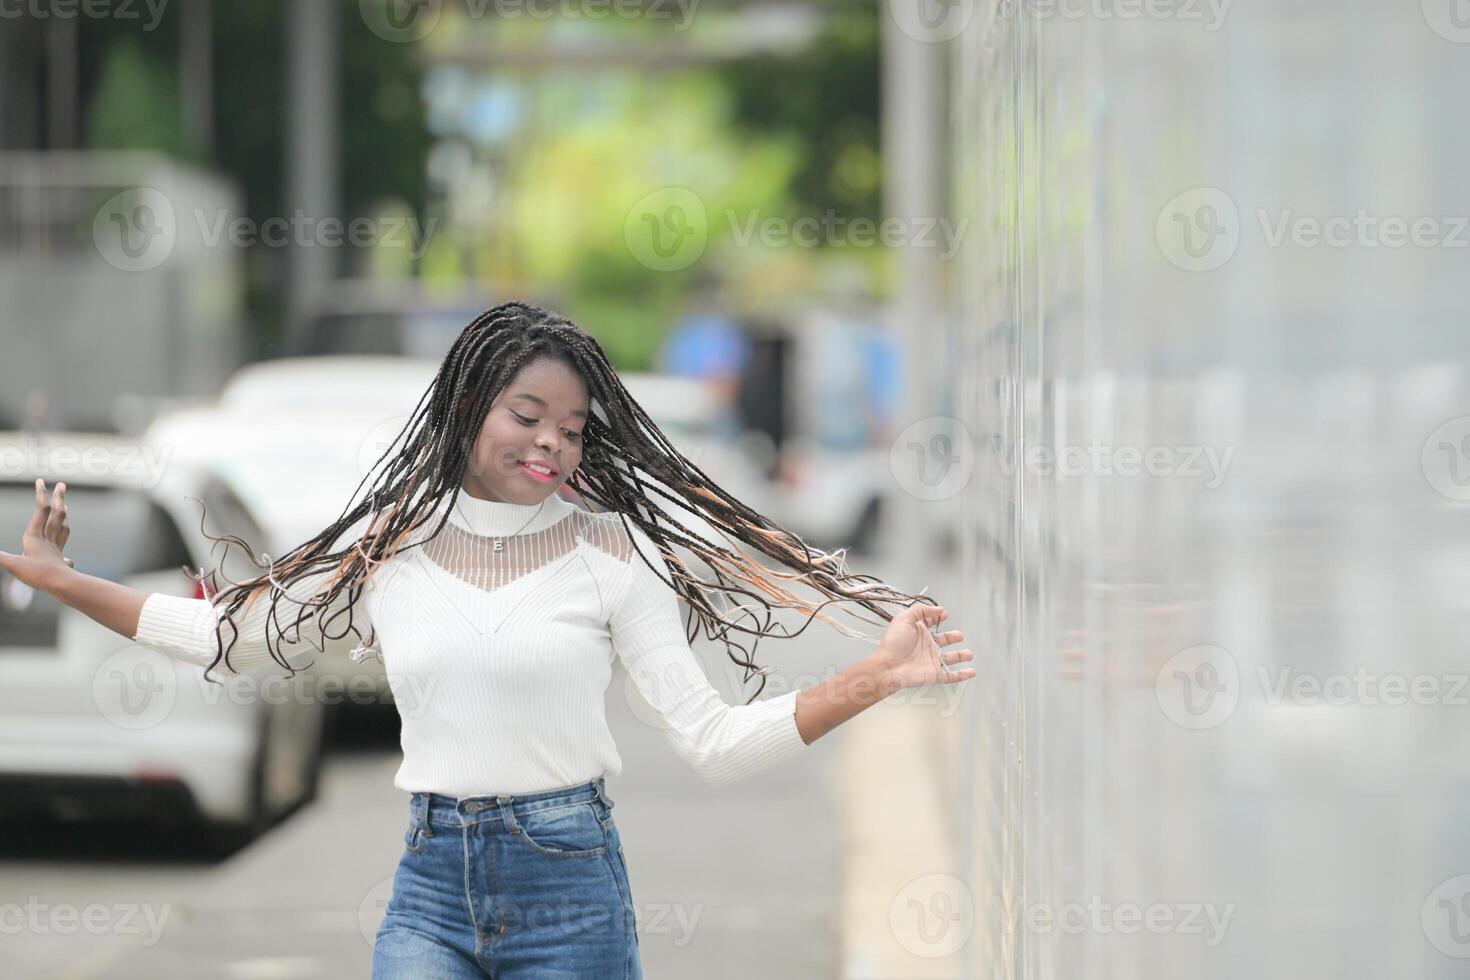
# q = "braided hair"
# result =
<box><xmin>190</xmin><ymin>302</ymin><xmax>934</xmax><ymax>701</ymax></box>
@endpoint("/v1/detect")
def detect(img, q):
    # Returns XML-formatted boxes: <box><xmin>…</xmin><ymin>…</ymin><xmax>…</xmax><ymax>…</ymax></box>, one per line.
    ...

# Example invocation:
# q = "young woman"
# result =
<box><xmin>0</xmin><ymin>302</ymin><xmax>975</xmax><ymax>979</ymax></box>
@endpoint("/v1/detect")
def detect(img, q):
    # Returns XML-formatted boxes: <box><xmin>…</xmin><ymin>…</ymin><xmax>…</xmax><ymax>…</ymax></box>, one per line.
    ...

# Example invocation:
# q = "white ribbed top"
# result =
<box><xmin>130</xmin><ymin>491</ymin><xmax>809</xmax><ymax>795</ymax></box>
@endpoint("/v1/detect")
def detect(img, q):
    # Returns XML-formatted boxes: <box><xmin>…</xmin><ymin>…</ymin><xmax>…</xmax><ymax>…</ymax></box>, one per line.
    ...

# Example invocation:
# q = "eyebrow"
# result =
<box><xmin>509</xmin><ymin>393</ymin><xmax>588</xmax><ymax>419</ymax></box>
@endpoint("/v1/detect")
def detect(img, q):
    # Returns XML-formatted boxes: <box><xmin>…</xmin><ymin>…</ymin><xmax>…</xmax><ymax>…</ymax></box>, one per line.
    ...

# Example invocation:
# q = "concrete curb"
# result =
<box><xmin>838</xmin><ymin>696</ymin><xmax>965</xmax><ymax>978</ymax></box>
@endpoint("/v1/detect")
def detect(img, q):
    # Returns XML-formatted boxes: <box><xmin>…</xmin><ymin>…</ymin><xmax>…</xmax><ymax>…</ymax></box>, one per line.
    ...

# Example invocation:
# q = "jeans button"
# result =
<box><xmin>465</xmin><ymin>801</ymin><xmax>484</xmax><ymax>814</ymax></box>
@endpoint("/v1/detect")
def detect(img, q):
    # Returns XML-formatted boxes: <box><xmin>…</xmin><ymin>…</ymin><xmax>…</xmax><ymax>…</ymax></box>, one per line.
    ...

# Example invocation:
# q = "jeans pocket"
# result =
<box><xmin>404</xmin><ymin>820</ymin><xmax>429</xmax><ymax>854</ymax></box>
<box><xmin>516</xmin><ymin>801</ymin><xmax>608</xmax><ymax>859</ymax></box>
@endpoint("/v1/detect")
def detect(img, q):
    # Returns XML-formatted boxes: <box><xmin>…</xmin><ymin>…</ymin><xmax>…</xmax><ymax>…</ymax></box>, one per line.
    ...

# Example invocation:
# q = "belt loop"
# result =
<box><xmin>593</xmin><ymin>777</ymin><xmax>614</xmax><ymax>811</ymax></box>
<box><xmin>415</xmin><ymin>793</ymin><xmax>435</xmax><ymax>837</ymax></box>
<box><xmin>497</xmin><ymin>794</ymin><xmax>519</xmax><ymax>833</ymax></box>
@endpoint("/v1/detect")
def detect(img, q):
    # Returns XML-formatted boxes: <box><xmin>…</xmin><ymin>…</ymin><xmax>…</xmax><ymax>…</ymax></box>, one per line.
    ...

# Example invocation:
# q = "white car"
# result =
<box><xmin>218</xmin><ymin>354</ymin><xmax>440</xmax><ymax>417</ymax></box>
<box><xmin>0</xmin><ymin>433</ymin><xmax>326</xmax><ymax>850</ymax></box>
<box><xmin>144</xmin><ymin>357</ymin><xmax>443</xmax><ymax>707</ymax></box>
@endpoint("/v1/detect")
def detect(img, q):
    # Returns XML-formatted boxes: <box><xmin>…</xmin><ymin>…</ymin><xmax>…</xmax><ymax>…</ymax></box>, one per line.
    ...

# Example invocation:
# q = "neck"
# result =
<box><xmin>447</xmin><ymin>488</ymin><xmax>569</xmax><ymax>537</ymax></box>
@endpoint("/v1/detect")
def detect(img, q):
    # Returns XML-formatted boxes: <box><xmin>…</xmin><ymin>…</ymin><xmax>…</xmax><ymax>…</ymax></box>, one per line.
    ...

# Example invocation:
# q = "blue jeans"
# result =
<box><xmin>372</xmin><ymin>777</ymin><xmax>642</xmax><ymax>979</ymax></box>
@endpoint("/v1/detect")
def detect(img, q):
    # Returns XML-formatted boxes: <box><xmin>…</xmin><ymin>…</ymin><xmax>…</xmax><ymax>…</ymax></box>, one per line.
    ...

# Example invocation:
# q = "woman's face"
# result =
<box><xmin>462</xmin><ymin>356</ymin><xmax>589</xmax><ymax>505</ymax></box>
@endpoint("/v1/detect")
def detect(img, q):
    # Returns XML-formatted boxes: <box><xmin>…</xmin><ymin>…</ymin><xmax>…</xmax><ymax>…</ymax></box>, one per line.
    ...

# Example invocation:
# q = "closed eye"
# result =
<box><xmin>514</xmin><ymin>411</ymin><xmax>582</xmax><ymax>440</ymax></box>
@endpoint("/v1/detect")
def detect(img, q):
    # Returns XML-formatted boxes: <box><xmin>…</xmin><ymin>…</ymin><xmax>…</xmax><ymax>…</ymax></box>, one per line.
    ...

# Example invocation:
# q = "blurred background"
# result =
<box><xmin>0</xmin><ymin>0</ymin><xmax>1467</xmax><ymax>978</ymax></box>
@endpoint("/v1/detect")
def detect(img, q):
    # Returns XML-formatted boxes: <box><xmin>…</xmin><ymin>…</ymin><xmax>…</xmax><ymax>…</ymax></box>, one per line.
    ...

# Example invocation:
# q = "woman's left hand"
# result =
<box><xmin>869</xmin><ymin>602</ymin><xmax>976</xmax><ymax>692</ymax></box>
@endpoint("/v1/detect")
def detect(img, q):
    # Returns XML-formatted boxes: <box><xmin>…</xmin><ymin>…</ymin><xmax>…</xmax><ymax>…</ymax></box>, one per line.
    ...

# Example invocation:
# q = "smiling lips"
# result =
<box><xmin>519</xmin><ymin>459</ymin><xmax>559</xmax><ymax>483</ymax></box>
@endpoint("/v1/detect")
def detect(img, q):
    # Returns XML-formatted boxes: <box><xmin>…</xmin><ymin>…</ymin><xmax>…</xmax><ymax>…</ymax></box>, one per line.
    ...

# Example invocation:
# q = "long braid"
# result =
<box><xmin>191</xmin><ymin>302</ymin><xmax>934</xmax><ymax>701</ymax></box>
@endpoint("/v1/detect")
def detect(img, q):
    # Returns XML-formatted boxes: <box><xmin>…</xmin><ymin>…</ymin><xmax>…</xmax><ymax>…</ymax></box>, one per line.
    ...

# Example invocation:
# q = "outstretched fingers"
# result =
<box><xmin>28</xmin><ymin>478</ymin><xmax>53</xmax><ymax>541</ymax></box>
<box><xmin>938</xmin><ymin>648</ymin><xmax>977</xmax><ymax>681</ymax></box>
<box><xmin>20</xmin><ymin>479</ymin><xmax>71</xmax><ymax>569</ymax></box>
<box><xmin>44</xmin><ymin>482</ymin><xmax>67</xmax><ymax>545</ymax></box>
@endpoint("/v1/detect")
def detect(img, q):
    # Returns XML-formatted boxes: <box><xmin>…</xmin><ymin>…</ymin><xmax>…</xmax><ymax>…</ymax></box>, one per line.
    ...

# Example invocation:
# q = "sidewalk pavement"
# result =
<box><xmin>836</xmin><ymin>549</ymin><xmax>969</xmax><ymax>978</ymax></box>
<box><xmin>838</xmin><ymin>696</ymin><xmax>967</xmax><ymax>978</ymax></box>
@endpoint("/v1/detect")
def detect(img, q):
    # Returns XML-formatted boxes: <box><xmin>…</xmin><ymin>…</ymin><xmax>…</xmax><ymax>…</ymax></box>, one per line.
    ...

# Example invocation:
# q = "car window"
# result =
<box><xmin>0</xmin><ymin>483</ymin><xmax>192</xmax><ymax>648</ymax></box>
<box><xmin>194</xmin><ymin>476</ymin><xmax>272</xmax><ymax>585</ymax></box>
<box><xmin>0</xmin><ymin>484</ymin><xmax>191</xmax><ymax>578</ymax></box>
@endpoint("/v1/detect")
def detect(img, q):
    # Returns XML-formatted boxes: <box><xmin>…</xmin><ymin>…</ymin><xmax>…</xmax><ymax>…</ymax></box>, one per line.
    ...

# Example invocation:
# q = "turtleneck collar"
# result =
<box><xmin>446</xmin><ymin>488</ymin><xmax>573</xmax><ymax>537</ymax></box>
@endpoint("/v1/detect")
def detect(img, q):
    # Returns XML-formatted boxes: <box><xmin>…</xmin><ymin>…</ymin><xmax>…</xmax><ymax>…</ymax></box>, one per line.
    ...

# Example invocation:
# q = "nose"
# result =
<box><xmin>534</xmin><ymin>428</ymin><xmax>559</xmax><ymax>454</ymax></box>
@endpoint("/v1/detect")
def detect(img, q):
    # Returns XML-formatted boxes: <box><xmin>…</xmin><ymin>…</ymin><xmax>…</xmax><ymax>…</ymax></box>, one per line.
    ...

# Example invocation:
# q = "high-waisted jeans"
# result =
<box><xmin>371</xmin><ymin>776</ymin><xmax>643</xmax><ymax>979</ymax></box>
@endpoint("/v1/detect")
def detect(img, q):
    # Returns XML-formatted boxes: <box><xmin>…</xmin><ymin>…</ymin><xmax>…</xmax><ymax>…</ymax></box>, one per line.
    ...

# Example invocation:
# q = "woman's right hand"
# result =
<box><xmin>0</xmin><ymin>478</ymin><xmax>75</xmax><ymax>593</ymax></box>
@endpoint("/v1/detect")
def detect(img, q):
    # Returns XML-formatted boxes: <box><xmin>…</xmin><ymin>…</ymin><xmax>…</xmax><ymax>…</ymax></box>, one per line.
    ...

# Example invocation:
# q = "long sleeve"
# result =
<box><xmin>609</xmin><ymin>526</ymin><xmax>809</xmax><ymax>785</ymax></box>
<box><xmin>131</xmin><ymin>563</ymin><xmax>377</xmax><ymax>676</ymax></box>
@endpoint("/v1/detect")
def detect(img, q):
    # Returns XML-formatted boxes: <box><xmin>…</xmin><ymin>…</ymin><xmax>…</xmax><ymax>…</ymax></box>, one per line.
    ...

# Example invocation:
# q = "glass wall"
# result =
<box><xmin>941</xmin><ymin>3</ymin><xmax>1470</xmax><ymax>978</ymax></box>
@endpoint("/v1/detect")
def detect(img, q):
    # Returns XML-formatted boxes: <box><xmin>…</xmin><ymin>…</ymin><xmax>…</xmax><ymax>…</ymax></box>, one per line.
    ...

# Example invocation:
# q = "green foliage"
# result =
<box><xmin>717</xmin><ymin>0</ymin><xmax>882</xmax><ymax>220</ymax></box>
<box><xmin>411</xmin><ymin>71</ymin><xmax>810</xmax><ymax>365</ymax></box>
<box><xmin>83</xmin><ymin>36</ymin><xmax>185</xmax><ymax>157</ymax></box>
<box><xmin>62</xmin><ymin>0</ymin><xmax>882</xmax><ymax>357</ymax></box>
<box><xmin>341</xmin><ymin>4</ymin><xmax>433</xmax><ymax>224</ymax></box>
